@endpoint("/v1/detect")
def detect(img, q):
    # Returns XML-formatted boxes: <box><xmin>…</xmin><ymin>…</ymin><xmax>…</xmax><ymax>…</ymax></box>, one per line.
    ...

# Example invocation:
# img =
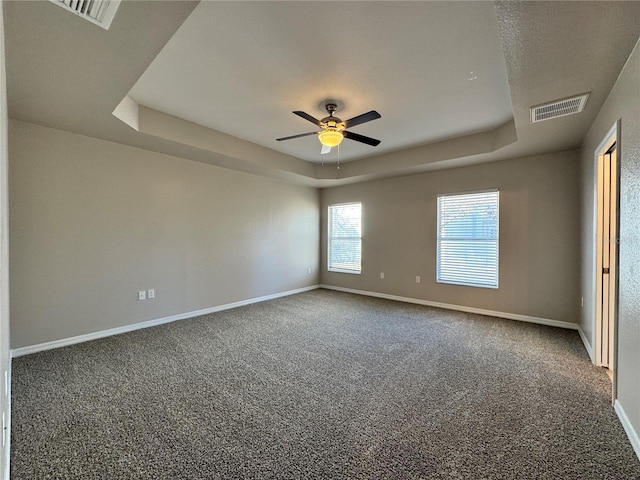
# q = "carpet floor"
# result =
<box><xmin>10</xmin><ymin>289</ymin><xmax>640</xmax><ymax>479</ymax></box>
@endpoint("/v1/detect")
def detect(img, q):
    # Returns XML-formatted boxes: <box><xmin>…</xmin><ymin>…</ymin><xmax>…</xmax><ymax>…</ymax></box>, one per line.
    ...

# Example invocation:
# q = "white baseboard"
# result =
<box><xmin>11</xmin><ymin>285</ymin><xmax>320</xmax><ymax>358</ymax></box>
<box><xmin>11</xmin><ymin>283</ymin><xmax>581</xmax><ymax>358</ymax></box>
<box><xmin>1</xmin><ymin>376</ymin><xmax>9</xmax><ymax>480</ymax></box>
<box><xmin>577</xmin><ymin>326</ymin><xmax>595</xmax><ymax>363</ymax></box>
<box><xmin>319</xmin><ymin>285</ymin><xmax>579</xmax><ymax>330</ymax></box>
<box><xmin>614</xmin><ymin>399</ymin><xmax>640</xmax><ymax>461</ymax></box>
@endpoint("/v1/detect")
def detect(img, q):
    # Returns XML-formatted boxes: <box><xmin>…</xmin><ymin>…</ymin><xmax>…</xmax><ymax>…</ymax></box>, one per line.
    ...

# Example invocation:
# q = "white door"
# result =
<box><xmin>596</xmin><ymin>144</ymin><xmax>617</xmax><ymax>371</ymax></box>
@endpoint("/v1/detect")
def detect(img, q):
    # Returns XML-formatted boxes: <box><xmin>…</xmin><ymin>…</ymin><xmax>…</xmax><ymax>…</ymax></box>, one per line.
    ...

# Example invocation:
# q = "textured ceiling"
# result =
<box><xmin>127</xmin><ymin>1</ymin><xmax>513</xmax><ymax>163</ymax></box>
<box><xmin>4</xmin><ymin>1</ymin><xmax>640</xmax><ymax>186</ymax></box>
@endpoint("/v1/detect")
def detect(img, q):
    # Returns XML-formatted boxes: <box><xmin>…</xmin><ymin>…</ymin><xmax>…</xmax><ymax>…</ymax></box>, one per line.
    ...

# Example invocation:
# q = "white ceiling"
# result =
<box><xmin>127</xmin><ymin>1</ymin><xmax>513</xmax><ymax>163</ymax></box>
<box><xmin>4</xmin><ymin>1</ymin><xmax>640</xmax><ymax>186</ymax></box>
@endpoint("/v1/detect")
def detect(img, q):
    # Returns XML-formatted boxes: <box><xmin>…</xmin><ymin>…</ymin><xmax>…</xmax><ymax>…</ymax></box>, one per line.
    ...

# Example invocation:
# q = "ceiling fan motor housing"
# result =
<box><xmin>321</xmin><ymin>103</ymin><xmax>345</xmax><ymax>130</ymax></box>
<box><xmin>321</xmin><ymin>118</ymin><xmax>345</xmax><ymax>130</ymax></box>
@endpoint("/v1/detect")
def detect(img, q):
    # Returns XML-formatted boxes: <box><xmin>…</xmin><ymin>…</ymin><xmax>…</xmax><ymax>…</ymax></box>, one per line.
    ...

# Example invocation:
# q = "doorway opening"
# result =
<box><xmin>594</xmin><ymin>123</ymin><xmax>619</xmax><ymax>399</ymax></box>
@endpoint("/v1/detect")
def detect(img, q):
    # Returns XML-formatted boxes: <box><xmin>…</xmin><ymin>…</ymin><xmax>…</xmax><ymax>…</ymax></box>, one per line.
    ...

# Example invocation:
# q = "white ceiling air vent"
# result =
<box><xmin>49</xmin><ymin>0</ymin><xmax>121</xmax><ymax>30</ymax></box>
<box><xmin>530</xmin><ymin>93</ymin><xmax>589</xmax><ymax>123</ymax></box>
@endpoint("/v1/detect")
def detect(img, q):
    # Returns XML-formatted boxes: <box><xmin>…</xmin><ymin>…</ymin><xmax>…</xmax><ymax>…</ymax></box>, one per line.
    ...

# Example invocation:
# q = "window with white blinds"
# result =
<box><xmin>437</xmin><ymin>190</ymin><xmax>499</xmax><ymax>288</ymax></box>
<box><xmin>328</xmin><ymin>202</ymin><xmax>362</xmax><ymax>274</ymax></box>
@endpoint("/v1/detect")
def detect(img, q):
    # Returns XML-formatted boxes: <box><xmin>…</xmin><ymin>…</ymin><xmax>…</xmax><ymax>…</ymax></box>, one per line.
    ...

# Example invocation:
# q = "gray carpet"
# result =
<box><xmin>10</xmin><ymin>289</ymin><xmax>640</xmax><ymax>479</ymax></box>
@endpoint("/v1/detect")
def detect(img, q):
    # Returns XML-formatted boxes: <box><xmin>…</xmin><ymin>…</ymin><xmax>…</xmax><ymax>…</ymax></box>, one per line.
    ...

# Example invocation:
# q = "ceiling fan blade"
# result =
<box><xmin>276</xmin><ymin>131</ymin><xmax>319</xmax><ymax>141</ymax></box>
<box><xmin>293</xmin><ymin>111</ymin><xmax>322</xmax><ymax>126</ymax></box>
<box><xmin>321</xmin><ymin>144</ymin><xmax>331</xmax><ymax>155</ymax></box>
<box><xmin>344</xmin><ymin>110</ymin><xmax>381</xmax><ymax>128</ymax></box>
<box><xmin>343</xmin><ymin>130</ymin><xmax>381</xmax><ymax>146</ymax></box>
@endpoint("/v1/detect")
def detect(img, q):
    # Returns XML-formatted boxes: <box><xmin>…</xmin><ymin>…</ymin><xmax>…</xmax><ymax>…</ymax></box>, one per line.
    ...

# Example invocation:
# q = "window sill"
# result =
<box><xmin>328</xmin><ymin>268</ymin><xmax>361</xmax><ymax>275</ymax></box>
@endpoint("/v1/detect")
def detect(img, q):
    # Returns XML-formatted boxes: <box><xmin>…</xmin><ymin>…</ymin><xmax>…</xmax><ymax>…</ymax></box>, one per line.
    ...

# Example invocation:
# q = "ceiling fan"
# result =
<box><xmin>276</xmin><ymin>103</ymin><xmax>381</xmax><ymax>155</ymax></box>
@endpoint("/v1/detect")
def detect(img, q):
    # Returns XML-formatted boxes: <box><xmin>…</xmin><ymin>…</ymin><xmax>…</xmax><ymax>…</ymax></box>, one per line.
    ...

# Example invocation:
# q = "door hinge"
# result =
<box><xmin>603</xmin><ymin>267</ymin><xmax>610</xmax><ymax>274</ymax></box>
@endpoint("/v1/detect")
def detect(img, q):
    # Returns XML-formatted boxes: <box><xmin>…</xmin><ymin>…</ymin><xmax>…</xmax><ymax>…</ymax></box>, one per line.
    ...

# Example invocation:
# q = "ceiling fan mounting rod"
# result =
<box><xmin>325</xmin><ymin>103</ymin><xmax>338</xmax><ymax>116</ymax></box>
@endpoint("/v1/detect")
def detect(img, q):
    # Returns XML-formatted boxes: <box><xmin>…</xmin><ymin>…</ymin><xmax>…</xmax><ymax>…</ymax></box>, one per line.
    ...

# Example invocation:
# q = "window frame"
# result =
<box><xmin>436</xmin><ymin>189</ymin><xmax>499</xmax><ymax>289</ymax></box>
<box><xmin>327</xmin><ymin>202</ymin><xmax>362</xmax><ymax>275</ymax></box>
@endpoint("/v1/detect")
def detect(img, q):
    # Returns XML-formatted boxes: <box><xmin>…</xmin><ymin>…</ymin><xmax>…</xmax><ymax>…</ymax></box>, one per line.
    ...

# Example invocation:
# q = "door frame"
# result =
<box><xmin>0</xmin><ymin>5</ymin><xmax>9</xmax><ymax>477</ymax></box>
<box><xmin>593</xmin><ymin>120</ymin><xmax>620</xmax><ymax>400</ymax></box>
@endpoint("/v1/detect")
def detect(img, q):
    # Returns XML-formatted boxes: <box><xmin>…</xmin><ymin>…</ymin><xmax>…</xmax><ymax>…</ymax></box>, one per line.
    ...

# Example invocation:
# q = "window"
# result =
<box><xmin>328</xmin><ymin>202</ymin><xmax>362</xmax><ymax>274</ymax></box>
<box><xmin>437</xmin><ymin>190</ymin><xmax>499</xmax><ymax>288</ymax></box>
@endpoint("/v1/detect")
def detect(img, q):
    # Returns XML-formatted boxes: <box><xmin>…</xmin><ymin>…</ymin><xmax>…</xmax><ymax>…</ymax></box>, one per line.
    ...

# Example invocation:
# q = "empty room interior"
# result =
<box><xmin>1</xmin><ymin>0</ymin><xmax>640</xmax><ymax>478</ymax></box>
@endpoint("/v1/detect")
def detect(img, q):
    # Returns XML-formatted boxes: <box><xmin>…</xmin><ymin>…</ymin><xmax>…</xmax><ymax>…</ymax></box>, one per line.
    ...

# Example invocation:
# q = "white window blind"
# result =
<box><xmin>328</xmin><ymin>203</ymin><xmax>362</xmax><ymax>274</ymax></box>
<box><xmin>437</xmin><ymin>190</ymin><xmax>499</xmax><ymax>288</ymax></box>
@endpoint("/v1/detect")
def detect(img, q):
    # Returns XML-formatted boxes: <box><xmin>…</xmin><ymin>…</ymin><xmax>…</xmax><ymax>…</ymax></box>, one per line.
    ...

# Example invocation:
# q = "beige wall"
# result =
<box><xmin>580</xmin><ymin>37</ymin><xmax>640</xmax><ymax>447</ymax></box>
<box><xmin>9</xmin><ymin>120</ymin><xmax>320</xmax><ymax>349</ymax></box>
<box><xmin>321</xmin><ymin>151</ymin><xmax>580</xmax><ymax>324</ymax></box>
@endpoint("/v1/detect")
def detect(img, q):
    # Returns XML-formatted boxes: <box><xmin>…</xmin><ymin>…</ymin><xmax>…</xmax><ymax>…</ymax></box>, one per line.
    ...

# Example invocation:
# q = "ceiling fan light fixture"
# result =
<box><xmin>318</xmin><ymin>129</ymin><xmax>343</xmax><ymax>147</ymax></box>
<box><xmin>276</xmin><ymin>102</ymin><xmax>381</xmax><ymax>149</ymax></box>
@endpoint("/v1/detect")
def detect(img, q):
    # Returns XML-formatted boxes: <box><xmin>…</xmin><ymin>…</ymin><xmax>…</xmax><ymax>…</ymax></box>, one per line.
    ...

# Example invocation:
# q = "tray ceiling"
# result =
<box><xmin>5</xmin><ymin>1</ymin><xmax>640</xmax><ymax>186</ymax></box>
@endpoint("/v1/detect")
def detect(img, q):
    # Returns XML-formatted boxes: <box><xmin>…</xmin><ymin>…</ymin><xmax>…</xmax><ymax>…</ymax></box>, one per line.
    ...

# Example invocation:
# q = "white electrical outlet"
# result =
<box><xmin>148</xmin><ymin>289</ymin><xmax>155</xmax><ymax>299</ymax></box>
<box><xmin>307</xmin><ymin>267</ymin><xmax>312</xmax><ymax>275</ymax></box>
<box><xmin>416</xmin><ymin>276</ymin><xmax>421</xmax><ymax>283</ymax></box>
<box><xmin>380</xmin><ymin>272</ymin><xmax>385</xmax><ymax>279</ymax></box>
<box><xmin>138</xmin><ymin>290</ymin><xmax>146</xmax><ymax>301</ymax></box>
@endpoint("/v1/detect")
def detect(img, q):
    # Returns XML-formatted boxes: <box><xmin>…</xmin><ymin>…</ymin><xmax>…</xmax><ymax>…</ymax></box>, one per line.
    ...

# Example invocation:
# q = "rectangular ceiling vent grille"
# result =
<box><xmin>530</xmin><ymin>93</ymin><xmax>589</xmax><ymax>123</ymax></box>
<box><xmin>49</xmin><ymin>0</ymin><xmax>121</xmax><ymax>30</ymax></box>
